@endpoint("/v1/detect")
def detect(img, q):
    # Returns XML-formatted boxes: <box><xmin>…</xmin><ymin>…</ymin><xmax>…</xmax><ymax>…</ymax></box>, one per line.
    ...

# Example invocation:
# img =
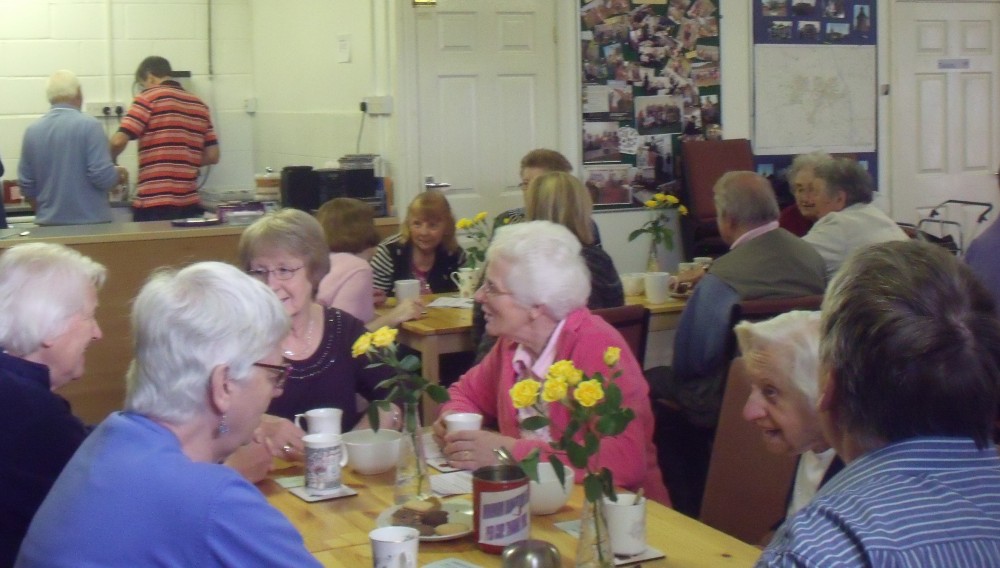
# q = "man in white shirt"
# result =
<box><xmin>801</xmin><ymin>158</ymin><xmax>908</xmax><ymax>279</ymax></box>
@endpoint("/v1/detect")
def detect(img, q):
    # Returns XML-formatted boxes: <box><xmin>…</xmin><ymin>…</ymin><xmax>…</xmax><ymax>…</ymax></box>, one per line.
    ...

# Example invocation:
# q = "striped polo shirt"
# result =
<box><xmin>757</xmin><ymin>437</ymin><xmax>1000</xmax><ymax>566</ymax></box>
<box><xmin>119</xmin><ymin>80</ymin><xmax>218</xmax><ymax>209</ymax></box>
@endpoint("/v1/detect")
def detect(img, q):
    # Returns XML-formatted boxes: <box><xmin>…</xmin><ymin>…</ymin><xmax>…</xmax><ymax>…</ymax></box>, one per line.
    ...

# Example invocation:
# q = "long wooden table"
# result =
<box><xmin>264</xmin><ymin>463</ymin><xmax>760</xmax><ymax>567</ymax></box>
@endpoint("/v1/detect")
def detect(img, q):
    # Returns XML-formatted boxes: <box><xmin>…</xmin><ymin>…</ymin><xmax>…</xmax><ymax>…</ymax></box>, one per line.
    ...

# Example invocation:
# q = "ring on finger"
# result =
<box><xmin>282</xmin><ymin>444</ymin><xmax>293</xmax><ymax>453</ymax></box>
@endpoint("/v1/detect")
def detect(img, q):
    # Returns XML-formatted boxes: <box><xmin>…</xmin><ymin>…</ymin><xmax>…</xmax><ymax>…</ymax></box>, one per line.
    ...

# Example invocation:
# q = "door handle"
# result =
<box><xmin>424</xmin><ymin>176</ymin><xmax>452</xmax><ymax>190</ymax></box>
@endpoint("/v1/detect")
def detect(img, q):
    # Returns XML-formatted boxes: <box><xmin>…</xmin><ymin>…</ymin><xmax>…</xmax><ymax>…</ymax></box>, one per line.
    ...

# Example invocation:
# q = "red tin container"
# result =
<box><xmin>472</xmin><ymin>465</ymin><xmax>530</xmax><ymax>554</ymax></box>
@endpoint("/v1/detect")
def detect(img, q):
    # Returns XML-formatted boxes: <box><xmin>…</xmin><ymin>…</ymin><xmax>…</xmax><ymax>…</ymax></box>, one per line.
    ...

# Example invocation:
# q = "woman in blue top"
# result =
<box><xmin>17</xmin><ymin>262</ymin><xmax>320</xmax><ymax>567</ymax></box>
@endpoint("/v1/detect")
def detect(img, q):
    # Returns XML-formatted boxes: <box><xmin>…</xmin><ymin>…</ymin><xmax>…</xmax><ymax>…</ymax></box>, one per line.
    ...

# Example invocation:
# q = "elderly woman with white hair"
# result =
<box><xmin>0</xmin><ymin>243</ymin><xmax>104</xmax><ymax>567</ymax></box>
<box><xmin>735</xmin><ymin>311</ymin><xmax>842</xmax><ymax>521</ymax></box>
<box><xmin>17</xmin><ymin>262</ymin><xmax>320</xmax><ymax>567</ymax></box>
<box><xmin>432</xmin><ymin>221</ymin><xmax>670</xmax><ymax>505</ymax></box>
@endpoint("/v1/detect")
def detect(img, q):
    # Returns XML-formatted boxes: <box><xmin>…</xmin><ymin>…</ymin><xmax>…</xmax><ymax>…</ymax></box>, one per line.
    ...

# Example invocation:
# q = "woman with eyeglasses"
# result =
<box><xmin>238</xmin><ymin>209</ymin><xmax>399</xmax><ymax>446</ymax></box>
<box><xmin>431</xmin><ymin>221</ymin><xmax>671</xmax><ymax>506</ymax></box>
<box><xmin>17</xmin><ymin>262</ymin><xmax>321</xmax><ymax>566</ymax></box>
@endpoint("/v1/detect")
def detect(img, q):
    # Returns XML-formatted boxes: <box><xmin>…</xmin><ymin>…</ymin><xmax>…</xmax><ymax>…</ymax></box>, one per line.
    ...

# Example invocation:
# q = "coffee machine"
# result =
<box><xmin>280</xmin><ymin>155</ymin><xmax>386</xmax><ymax>215</ymax></box>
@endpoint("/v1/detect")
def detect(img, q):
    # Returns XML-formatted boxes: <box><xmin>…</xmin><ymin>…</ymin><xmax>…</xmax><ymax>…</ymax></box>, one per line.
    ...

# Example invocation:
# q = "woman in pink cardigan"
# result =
<box><xmin>432</xmin><ymin>221</ymin><xmax>671</xmax><ymax>506</ymax></box>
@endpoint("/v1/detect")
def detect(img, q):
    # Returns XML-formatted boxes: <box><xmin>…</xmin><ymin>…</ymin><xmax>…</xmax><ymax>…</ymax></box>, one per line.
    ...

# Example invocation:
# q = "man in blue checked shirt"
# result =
<box><xmin>757</xmin><ymin>240</ymin><xmax>1000</xmax><ymax>567</ymax></box>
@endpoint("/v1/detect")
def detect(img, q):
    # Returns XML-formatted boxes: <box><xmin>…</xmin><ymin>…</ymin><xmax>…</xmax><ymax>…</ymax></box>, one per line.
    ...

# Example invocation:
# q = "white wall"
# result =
<box><xmin>0</xmin><ymin>0</ymin><xmax>255</xmax><ymax>192</ymax></box>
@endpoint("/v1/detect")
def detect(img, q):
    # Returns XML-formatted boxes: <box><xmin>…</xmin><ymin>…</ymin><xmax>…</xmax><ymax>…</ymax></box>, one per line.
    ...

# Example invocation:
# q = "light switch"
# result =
<box><xmin>337</xmin><ymin>35</ymin><xmax>351</xmax><ymax>63</ymax></box>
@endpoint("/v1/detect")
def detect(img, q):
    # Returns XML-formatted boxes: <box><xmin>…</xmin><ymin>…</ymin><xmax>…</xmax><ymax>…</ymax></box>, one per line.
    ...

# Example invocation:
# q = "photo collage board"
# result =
<box><xmin>755</xmin><ymin>0</ymin><xmax>876</xmax><ymax>45</ymax></box>
<box><xmin>580</xmin><ymin>0</ymin><xmax>720</xmax><ymax>209</ymax></box>
<box><xmin>753</xmin><ymin>0</ymin><xmax>878</xmax><ymax>209</ymax></box>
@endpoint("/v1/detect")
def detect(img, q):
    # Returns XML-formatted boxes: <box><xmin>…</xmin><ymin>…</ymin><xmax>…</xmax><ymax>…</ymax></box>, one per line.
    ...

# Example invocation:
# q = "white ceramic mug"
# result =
<box><xmin>395</xmin><ymin>279</ymin><xmax>421</xmax><ymax>301</ymax></box>
<box><xmin>294</xmin><ymin>407</ymin><xmax>343</xmax><ymax>435</ymax></box>
<box><xmin>303</xmin><ymin>433</ymin><xmax>349</xmax><ymax>495</ymax></box>
<box><xmin>644</xmin><ymin>272</ymin><xmax>677</xmax><ymax>304</ymax></box>
<box><xmin>529</xmin><ymin>462</ymin><xmax>574</xmax><ymax>515</ymax></box>
<box><xmin>620</xmin><ymin>273</ymin><xmax>645</xmax><ymax>296</ymax></box>
<box><xmin>604</xmin><ymin>493</ymin><xmax>647</xmax><ymax>557</ymax></box>
<box><xmin>677</xmin><ymin>262</ymin><xmax>698</xmax><ymax>274</ymax></box>
<box><xmin>444</xmin><ymin>412</ymin><xmax>483</xmax><ymax>432</ymax></box>
<box><xmin>450</xmin><ymin>268</ymin><xmax>478</xmax><ymax>299</ymax></box>
<box><xmin>369</xmin><ymin>526</ymin><xmax>419</xmax><ymax>568</ymax></box>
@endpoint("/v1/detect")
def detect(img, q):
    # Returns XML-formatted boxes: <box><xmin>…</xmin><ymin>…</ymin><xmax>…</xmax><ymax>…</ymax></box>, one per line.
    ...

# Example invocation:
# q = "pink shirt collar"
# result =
<box><xmin>730</xmin><ymin>220</ymin><xmax>780</xmax><ymax>249</ymax></box>
<box><xmin>512</xmin><ymin>318</ymin><xmax>568</xmax><ymax>380</ymax></box>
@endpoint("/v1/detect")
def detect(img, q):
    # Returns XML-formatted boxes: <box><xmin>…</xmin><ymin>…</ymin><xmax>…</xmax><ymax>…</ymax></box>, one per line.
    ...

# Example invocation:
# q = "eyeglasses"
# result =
<box><xmin>480</xmin><ymin>278</ymin><xmax>513</xmax><ymax>297</ymax></box>
<box><xmin>253</xmin><ymin>362</ymin><xmax>292</xmax><ymax>390</ymax></box>
<box><xmin>247</xmin><ymin>266</ymin><xmax>304</xmax><ymax>281</ymax></box>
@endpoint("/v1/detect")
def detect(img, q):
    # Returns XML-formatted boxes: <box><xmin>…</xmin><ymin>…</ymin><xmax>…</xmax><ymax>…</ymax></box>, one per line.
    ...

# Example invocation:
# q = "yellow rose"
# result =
<box><xmin>644</xmin><ymin>200</ymin><xmax>658</xmax><ymax>208</ymax></box>
<box><xmin>665</xmin><ymin>194</ymin><xmax>679</xmax><ymax>204</ymax></box>
<box><xmin>474</xmin><ymin>211</ymin><xmax>488</xmax><ymax>223</ymax></box>
<box><xmin>370</xmin><ymin>326</ymin><xmax>398</xmax><ymax>348</ymax></box>
<box><xmin>573</xmin><ymin>379</ymin><xmax>605</xmax><ymax>407</ymax></box>
<box><xmin>542</xmin><ymin>377</ymin><xmax>568</xmax><ymax>403</ymax></box>
<box><xmin>654</xmin><ymin>193</ymin><xmax>668</xmax><ymax>202</ymax></box>
<box><xmin>351</xmin><ymin>333</ymin><xmax>372</xmax><ymax>358</ymax></box>
<box><xmin>679</xmin><ymin>205</ymin><xmax>689</xmax><ymax>216</ymax></box>
<box><xmin>456</xmin><ymin>218</ymin><xmax>472</xmax><ymax>230</ymax></box>
<box><xmin>510</xmin><ymin>378</ymin><xmax>542</xmax><ymax>409</ymax></box>
<box><xmin>547</xmin><ymin>360</ymin><xmax>583</xmax><ymax>387</ymax></box>
<box><xmin>603</xmin><ymin>346</ymin><xmax>621</xmax><ymax>367</ymax></box>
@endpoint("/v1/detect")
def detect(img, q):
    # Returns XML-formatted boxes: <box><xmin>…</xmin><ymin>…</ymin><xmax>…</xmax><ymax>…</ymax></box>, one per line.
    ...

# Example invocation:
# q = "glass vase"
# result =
<box><xmin>394</xmin><ymin>401</ymin><xmax>430</xmax><ymax>504</ymax></box>
<box><xmin>576</xmin><ymin>498</ymin><xmax>613</xmax><ymax>568</ymax></box>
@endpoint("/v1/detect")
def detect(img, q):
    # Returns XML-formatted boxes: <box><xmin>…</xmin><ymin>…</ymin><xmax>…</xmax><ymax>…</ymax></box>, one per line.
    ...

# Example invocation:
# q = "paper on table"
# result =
<box><xmin>275</xmin><ymin>475</ymin><xmax>305</xmax><ymax>488</ymax></box>
<box><xmin>423</xmin><ymin>432</ymin><xmax>462</xmax><ymax>473</ymax></box>
<box><xmin>422</xmin><ymin>559</ymin><xmax>483</xmax><ymax>568</ymax></box>
<box><xmin>431</xmin><ymin>471</ymin><xmax>473</xmax><ymax>496</ymax></box>
<box><xmin>427</xmin><ymin>297</ymin><xmax>475</xmax><ymax>309</ymax></box>
<box><xmin>554</xmin><ymin>520</ymin><xmax>666</xmax><ymax>566</ymax></box>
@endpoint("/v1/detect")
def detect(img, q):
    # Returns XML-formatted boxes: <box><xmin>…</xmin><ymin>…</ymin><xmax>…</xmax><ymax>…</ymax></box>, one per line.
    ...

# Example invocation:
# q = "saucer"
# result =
<box><xmin>288</xmin><ymin>485</ymin><xmax>358</xmax><ymax>503</ymax></box>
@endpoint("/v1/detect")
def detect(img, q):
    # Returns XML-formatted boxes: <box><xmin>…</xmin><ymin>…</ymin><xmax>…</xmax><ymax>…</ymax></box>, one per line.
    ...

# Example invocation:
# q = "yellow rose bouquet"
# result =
<box><xmin>511</xmin><ymin>347</ymin><xmax>634</xmax><ymax>504</ymax></box>
<box><xmin>627</xmin><ymin>191</ymin><xmax>688</xmax><ymax>251</ymax></box>
<box><xmin>455</xmin><ymin>211</ymin><xmax>493</xmax><ymax>270</ymax></box>
<box><xmin>353</xmin><ymin>326</ymin><xmax>450</xmax><ymax>502</ymax></box>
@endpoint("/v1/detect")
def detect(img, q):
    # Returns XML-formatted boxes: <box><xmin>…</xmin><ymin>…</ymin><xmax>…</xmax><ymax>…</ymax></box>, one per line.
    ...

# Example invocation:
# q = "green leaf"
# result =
<box><xmin>365</xmin><ymin>362</ymin><xmax>385</xmax><ymax>370</ymax></box>
<box><xmin>600</xmin><ymin>469</ymin><xmax>616</xmax><ymax>500</ymax></box>
<box><xmin>549</xmin><ymin>455</ymin><xmax>567</xmax><ymax>487</ymax></box>
<box><xmin>374</xmin><ymin>378</ymin><xmax>399</xmax><ymax>392</ymax></box>
<box><xmin>520</xmin><ymin>415</ymin><xmax>550</xmax><ymax>431</ymax></box>
<box><xmin>605</xmin><ymin>383</ymin><xmax>623</xmax><ymax>407</ymax></box>
<box><xmin>627</xmin><ymin>228</ymin><xmax>646</xmax><ymax>242</ymax></box>
<box><xmin>583</xmin><ymin>474</ymin><xmax>604</xmax><ymax>503</ymax></box>
<box><xmin>584</xmin><ymin>431</ymin><xmax>599</xmax><ymax>454</ymax></box>
<box><xmin>566</xmin><ymin>442</ymin><xmax>590</xmax><ymax>470</ymax></box>
<box><xmin>425</xmin><ymin>384</ymin><xmax>451</xmax><ymax>403</ymax></box>
<box><xmin>398</xmin><ymin>354</ymin><xmax>422</xmax><ymax>373</ymax></box>
<box><xmin>367</xmin><ymin>403</ymin><xmax>382</xmax><ymax>432</ymax></box>
<box><xmin>520</xmin><ymin>451</ymin><xmax>540</xmax><ymax>482</ymax></box>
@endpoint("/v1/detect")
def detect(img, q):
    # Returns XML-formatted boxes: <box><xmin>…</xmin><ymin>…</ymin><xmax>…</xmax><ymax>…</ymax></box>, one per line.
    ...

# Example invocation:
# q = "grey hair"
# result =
<box><xmin>821</xmin><ymin>240</ymin><xmax>1000</xmax><ymax>449</ymax></box>
<box><xmin>713</xmin><ymin>171</ymin><xmax>780</xmax><ymax>228</ymax></box>
<box><xmin>486</xmin><ymin>220</ymin><xmax>590</xmax><ymax>320</ymax></box>
<box><xmin>124</xmin><ymin>262</ymin><xmax>290</xmax><ymax>424</ymax></box>
<box><xmin>46</xmin><ymin>70</ymin><xmax>81</xmax><ymax>104</ymax></box>
<box><xmin>238</xmin><ymin>208</ymin><xmax>331</xmax><ymax>289</ymax></box>
<box><xmin>813</xmin><ymin>157</ymin><xmax>874</xmax><ymax>206</ymax></box>
<box><xmin>787</xmin><ymin>151</ymin><xmax>833</xmax><ymax>182</ymax></box>
<box><xmin>735</xmin><ymin>311</ymin><xmax>821</xmax><ymax>403</ymax></box>
<box><xmin>0</xmin><ymin>243</ymin><xmax>106</xmax><ymax>356</ymax></box>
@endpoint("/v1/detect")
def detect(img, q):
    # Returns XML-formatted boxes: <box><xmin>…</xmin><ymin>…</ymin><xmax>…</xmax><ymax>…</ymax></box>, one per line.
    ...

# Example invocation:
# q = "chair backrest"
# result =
<box><xmin>699</xmin><ymin>357</ymin><xmax>797</xmax><ymax>544</ymax></box>
<box><xmin>593</xmin><ymin>304</ymin><xmax>650</xmax><ymax>368</ymax></box>
<box><xmin>680</xmin><ymin>138</ymin><xmax>755</xmax><ymax>224</ymax></box>
<box><xmin>734</xmin><ymin>295</ymin><xmax>824</xmax><ymax>324</ymax></box>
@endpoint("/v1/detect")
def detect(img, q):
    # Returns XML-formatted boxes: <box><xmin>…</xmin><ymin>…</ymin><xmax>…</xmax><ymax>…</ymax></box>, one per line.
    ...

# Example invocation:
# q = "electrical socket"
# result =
<box><xmin>362</xmin><ymin>96</ymin><xmax>393</xmax><ymax>116</ymax></box>
<box><xmin>85</xmin><ymin>101</ymin><xmax>127</xmax><ymax>118</ymax></box>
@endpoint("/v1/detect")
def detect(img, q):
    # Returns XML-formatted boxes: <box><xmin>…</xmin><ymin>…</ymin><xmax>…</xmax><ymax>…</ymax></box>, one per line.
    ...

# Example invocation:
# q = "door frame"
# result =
<box><xmin>391</xmin><ymin>1</ymin><xmax>582</xmax><ymax>213</ymax></box>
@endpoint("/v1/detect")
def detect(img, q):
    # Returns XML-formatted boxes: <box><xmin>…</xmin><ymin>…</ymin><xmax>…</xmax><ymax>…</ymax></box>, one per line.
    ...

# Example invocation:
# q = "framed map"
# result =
<box><xmin>753</xmin><ymin>44</ymin><xmax>876</xmax><ymax>154</ymax></box>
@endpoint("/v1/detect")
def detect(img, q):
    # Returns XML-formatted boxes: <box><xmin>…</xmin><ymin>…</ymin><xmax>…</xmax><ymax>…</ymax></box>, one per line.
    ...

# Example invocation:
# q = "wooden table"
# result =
<box><xmin>264</xmin><ymin>464</ymin><xmax>760</xmax><ymax>567</ymax></box>
<box><xmin>625</xmin><ymin>294</ymin><xmax>687</xmax><ymax>332</ymax></box>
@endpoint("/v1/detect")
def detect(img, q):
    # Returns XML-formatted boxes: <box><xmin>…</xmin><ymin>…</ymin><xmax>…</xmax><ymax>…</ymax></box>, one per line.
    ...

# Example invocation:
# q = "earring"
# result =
<box><xmin>217</xmin><ymin>414</ymin><xmax>230</xmax><ymax>436</ymax></box>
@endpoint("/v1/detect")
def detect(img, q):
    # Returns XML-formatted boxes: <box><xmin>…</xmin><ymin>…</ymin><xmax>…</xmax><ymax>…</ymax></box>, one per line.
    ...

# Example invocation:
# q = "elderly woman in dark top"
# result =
<box><xmin>370</xmin><ymin>190</ymin><xmax>465</xmax><ymax>297</ymax></box>
<box><xmin>0</xmin><ymin>243</ymin><xmax>104</xmax><ymax>566</ymax></box>
<box><xmin>238</xmin><ymin>209</ymin><xmax>400</xmax><ymax>453</ymax></box>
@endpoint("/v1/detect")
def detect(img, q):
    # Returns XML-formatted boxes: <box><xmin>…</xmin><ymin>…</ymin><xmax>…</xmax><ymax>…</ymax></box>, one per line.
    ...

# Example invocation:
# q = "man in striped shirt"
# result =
<box><xmin>110</xmin><ymin>56</ymin><xmax>219</xmax><ymax>222</ymax></box>
<box><xmin>757</xmin><ymin>240</ymin><xmax>1000</xmax><ymax>567</ymax></box>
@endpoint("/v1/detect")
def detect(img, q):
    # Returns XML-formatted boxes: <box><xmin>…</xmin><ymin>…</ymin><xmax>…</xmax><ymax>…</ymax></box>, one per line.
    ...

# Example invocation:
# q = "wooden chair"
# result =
<box><xmin>734</xmin><ymin>295</ymin><xmax>824</xmax><ymax>324</ymax></box>
<box><xmin>679</xmin><ymin>138</ymin><xmax>754</xmax><ymax>259</ymax></box>
<box><xmin>593</xmin><ymin>304</ymin><xmax>650</xmax><ymax>368</ymax></box>
<box><xmin>699</xmin><ymin>358</ymin><xmax>797</xmax><ymax>545</ymax></box>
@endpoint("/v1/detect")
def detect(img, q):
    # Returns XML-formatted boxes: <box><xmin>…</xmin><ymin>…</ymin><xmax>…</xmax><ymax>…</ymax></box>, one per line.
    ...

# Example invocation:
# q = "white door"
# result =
<box><xmin>412</xmin><ymin>0</ymin><xmax>559</xmax><ymax>223</ymax></box>
<box><xmin>890</xmin><ymin>1</ymin><xmax>1000</xmax><ymax>244</ymax></box>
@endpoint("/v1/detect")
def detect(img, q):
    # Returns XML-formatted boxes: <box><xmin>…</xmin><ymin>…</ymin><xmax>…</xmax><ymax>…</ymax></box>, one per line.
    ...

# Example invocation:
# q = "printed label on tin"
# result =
<box><xmin>477</xmin><ymin>486</ymin><xmax>530</xmax><ymax>547</ymax></box>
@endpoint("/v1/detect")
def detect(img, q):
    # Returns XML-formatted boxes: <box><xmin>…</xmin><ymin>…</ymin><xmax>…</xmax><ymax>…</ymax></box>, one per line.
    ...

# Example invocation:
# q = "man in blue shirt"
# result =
<box><xmin>757</xmin><ymin>240</ymin><xmax>1000</xmax><ymax>566</ymax></box>
<box><xmin>18</xmin><ymin>70</ymin><xmax>127</xmax><ymax>225</ymax></box>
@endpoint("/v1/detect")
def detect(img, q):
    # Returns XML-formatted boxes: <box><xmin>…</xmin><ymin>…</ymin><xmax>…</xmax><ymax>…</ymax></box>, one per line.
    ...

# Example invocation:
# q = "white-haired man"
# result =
<box><xmin>19</xmin><ymin>70</ymin><xmax>127</xmax><ymax>225</ymax></box>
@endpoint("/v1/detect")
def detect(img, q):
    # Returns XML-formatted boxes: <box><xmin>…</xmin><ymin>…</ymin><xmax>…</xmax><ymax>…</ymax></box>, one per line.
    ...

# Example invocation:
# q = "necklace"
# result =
<box><xmin>283</xmin><ymin>307</ymin><xmax>316</xmax><ymax>358</ymax></box>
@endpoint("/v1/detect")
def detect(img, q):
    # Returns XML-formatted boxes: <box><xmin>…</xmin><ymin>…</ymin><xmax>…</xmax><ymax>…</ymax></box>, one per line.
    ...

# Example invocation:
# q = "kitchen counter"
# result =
<box><xmin>0</xmin><ymin>217</ymin><xmax>400</xmax><ymax>423</ymax></box>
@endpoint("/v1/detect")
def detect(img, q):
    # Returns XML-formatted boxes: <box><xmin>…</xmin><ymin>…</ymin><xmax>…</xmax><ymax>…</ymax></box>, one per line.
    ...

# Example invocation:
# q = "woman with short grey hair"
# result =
<box><xmin>0</xmin><ymin>242</ymin><xmax>105</xmax><ymax>567</ymax></box>
<box><xmin>432</xmin><ymin>221</ymin><xmax>671</xmax><ymax>505</ymax></box>
<box><xmin>17</xmin><ymin>262</ymin><xmax>321</xmax><ymax>567</ymax></box>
